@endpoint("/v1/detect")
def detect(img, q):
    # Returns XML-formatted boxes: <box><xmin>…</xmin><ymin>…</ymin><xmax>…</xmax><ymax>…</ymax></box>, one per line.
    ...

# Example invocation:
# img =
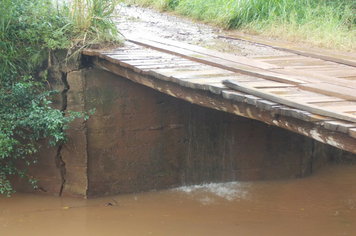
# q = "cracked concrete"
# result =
<box><xmin>59</xmin><ymin>68</ymin><xmax>89</xmax><ymax>197</ymax></box>
<box><xmin>54</xmin><ymin>71</ymin><xmax>70</xmax><ymax>196</ymax></box>
<box><xmin>55</xmin><ymin>145</ymin><xmax>67</xmax><ymax>196</ymax></box>
<box><xmin>28</xmin><ymin>51</ymin><xmax>89</xmax><ymax>197</ymax></box>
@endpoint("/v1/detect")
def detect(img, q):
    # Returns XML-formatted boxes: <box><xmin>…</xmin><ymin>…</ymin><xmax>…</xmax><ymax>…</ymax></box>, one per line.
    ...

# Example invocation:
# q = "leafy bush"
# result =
<box><xmin>0</xmin><ymin>0</ymin><xmax>120</xmax><ymax>196</ymax></box>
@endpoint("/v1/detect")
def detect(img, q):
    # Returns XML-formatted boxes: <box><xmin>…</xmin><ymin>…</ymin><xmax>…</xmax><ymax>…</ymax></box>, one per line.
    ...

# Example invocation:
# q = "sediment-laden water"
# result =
<box><xmin>1</xmin><ymin>163</ymin><xmax>356</xmax><ymax>236</ymax></box>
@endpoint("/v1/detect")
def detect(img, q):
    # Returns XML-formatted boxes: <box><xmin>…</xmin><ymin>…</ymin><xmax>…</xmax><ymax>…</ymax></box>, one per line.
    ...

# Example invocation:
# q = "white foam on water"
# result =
<box><xmin>174</xmin><ymin>182</ymin><xmax>249</xmax><ymax>201</ymax></box>
<box><xmin>199</xmin><ymin>196</ymin><xmax>215</xmax><ymax>205</ymax></box>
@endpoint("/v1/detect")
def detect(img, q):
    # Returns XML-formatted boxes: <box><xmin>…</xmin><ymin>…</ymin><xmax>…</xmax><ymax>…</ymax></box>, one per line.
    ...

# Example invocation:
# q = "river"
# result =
<box><xmin>1</xmin><ymin>163</ymin><xmax>356</xmax><ymax>236</ymax></box>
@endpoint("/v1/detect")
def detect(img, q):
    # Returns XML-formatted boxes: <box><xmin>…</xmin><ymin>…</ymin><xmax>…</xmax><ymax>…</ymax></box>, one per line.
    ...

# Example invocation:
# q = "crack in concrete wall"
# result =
<box><xmin>55</xmin><ymin>71</ymin><xmax>70</xmax><ymax>196</ymax></box>
<box><xmin>55</xmin><ymin>145</ymin><xmax>66</xmax><ymax>196</ymax></box>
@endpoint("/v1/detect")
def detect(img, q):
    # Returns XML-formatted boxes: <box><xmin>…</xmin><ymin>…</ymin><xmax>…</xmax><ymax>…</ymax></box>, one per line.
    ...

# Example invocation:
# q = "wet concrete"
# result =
<box><xmin>84</xmin><ymin>68</ymin><xmax>334</xmax><ymax>197</ymax></box>
<box><xmin>2</xmin><ymin>163</ymin><xmax>356</xmax><ymax>236</ymax></box>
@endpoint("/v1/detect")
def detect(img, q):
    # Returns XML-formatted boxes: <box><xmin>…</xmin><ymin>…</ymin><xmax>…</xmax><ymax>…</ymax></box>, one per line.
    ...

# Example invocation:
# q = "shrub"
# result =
<box><xmin>0</xmin><ymin>0</ymin><xmax>120</xmax><ymax>196</ymax></box>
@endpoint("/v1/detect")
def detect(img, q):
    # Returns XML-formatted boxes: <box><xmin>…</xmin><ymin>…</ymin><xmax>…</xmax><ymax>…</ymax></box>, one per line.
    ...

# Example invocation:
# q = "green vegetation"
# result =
<box><xmin>0</xmin><ymin>0</ymin><xmax>122</xmax><ymax>196</ymax></box>
<box><xmin>125</xmin><ymin>0</ymin><xmax>356</xmax><ymax>51</ymax></box>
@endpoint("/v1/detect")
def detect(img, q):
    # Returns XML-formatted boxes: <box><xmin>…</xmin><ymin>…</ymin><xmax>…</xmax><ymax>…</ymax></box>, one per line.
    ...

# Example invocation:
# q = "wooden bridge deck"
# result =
<box><xmin>83</xmin><ymin>35</ymin><xmax>356</xmax><ymax>154</ymax></box>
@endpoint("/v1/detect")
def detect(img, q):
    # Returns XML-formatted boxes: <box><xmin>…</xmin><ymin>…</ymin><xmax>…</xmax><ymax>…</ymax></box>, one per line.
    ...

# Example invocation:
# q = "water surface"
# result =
<box><xmin>1</xmin><ymin>163</ymin><xmax>356</xmax><ymax>236</ymax></box>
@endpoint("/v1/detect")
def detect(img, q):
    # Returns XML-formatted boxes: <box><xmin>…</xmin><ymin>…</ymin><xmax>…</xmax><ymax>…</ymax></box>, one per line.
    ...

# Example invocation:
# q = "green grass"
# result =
<box><xmin>124</xmin><ymin>0</ymin><xmax>356</xmax><ymax>52</ymax></box>
<box><xmin>64</xmin><ymin>0</ymin><xmax>123</xmax><ymax>47</ymax></box>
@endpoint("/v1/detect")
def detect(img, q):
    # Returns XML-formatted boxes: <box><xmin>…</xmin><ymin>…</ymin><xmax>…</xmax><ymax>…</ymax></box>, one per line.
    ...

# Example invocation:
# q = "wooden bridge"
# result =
<box><xmin>83</xmin><ymin>35</ymin><xmax>356</xmax><ymax>155</ymax></box>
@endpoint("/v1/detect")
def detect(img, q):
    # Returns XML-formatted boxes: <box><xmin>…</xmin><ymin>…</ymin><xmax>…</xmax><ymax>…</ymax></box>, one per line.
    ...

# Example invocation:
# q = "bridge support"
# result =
<box><xmin>82</xmin><ymin>68</ymin><xmax>334</xmax><ymax>197</ymax></box>
<box><xmin>10</xmin><ymin>65</ymin><xmax>354</xmax><ymax>197</ymax></box>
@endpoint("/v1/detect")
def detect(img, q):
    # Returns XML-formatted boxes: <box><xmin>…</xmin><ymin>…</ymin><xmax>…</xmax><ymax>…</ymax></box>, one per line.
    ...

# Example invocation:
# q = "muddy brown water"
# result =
<box><xmin>1</xmin><ymin>163</ymin><xmax>356</xmax><ymax>236</ymax></box>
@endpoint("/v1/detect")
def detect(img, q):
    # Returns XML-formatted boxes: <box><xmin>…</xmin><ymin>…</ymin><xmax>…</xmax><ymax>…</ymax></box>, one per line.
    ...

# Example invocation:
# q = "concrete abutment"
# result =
<box><xmin>12</xmin><ymin>67</ymin><xmax>346</xmax><ymax>197</ymax></box>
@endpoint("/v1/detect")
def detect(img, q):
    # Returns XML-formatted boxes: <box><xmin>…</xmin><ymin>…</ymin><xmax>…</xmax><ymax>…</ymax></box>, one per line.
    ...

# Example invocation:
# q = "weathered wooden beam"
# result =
<box><xmin>126</xmin><ymin>37</ymin><xmax>307</xmax><ymax>85</ymax></box>
<box><xmin>86</xmin><ymin>56</ymin><xmax>356</xmax><ymax>154</ymax></box>
<box><xmin>223</xmin><ymin>79</ymin><xmax>356</xmax><ymax>123</ymax></box>
<box><xmin>218</xmin><ymin>35</ymin><xmax>356</xmax><ymax>68</ymax></box>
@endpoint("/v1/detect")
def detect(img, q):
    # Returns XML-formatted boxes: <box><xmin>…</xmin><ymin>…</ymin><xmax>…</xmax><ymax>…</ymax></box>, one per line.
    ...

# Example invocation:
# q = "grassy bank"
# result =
<box><xmin>125</xmin><ymin>0</ymin><xmax>356</xmax><ymax>52</ymax></box>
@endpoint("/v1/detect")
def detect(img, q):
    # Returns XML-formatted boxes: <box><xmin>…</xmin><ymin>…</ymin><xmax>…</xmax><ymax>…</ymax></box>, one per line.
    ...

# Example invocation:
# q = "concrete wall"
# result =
<box><xmin>84</xmin><ymin>68</ymin><xmax>332</xmax><ymax>197</ymax></box>
<box><xmin>11</xmin><ymin>67</ymin><xmax>335</xmax><ymax>197</ymax></box>
<box><xmin>8</xmin><ymin>69</ymin><xmax>88</xmax><ymax>197</ymax></box>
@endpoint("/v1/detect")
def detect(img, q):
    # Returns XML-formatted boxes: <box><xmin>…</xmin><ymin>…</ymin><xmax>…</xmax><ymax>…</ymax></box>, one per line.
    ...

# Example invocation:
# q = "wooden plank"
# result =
<box><xmin>156</xmin><ymin>69</ymin><xmax>233</xmax><ymax>79</ymax></box>
<box><xmin>299</xmin><ymin>69</ymin><xmax>356</xmax><ymax>78</ymax></box>
<box><xmin>222</xmin><ymin>90</ymin><xmax>247</xmax><ymax>103</ymax></box>
<box><xmin>135</xmin><ymin>63</ymin><xmax>199</xmax><ymax>70</ymax></box>
<box><xmin>324</xmin><ymin>121</ymin><xmax>343</xmax><ymax>131</ymax></box>
<box><xmin>293</xmin><ymin>96</ymin><xmax>344</xmax><ymax>103</ymax></box>
<box><xmin>304</xmin><ymin>114</ymin><xmax>333</xmax><ymax>122</ymax></box>
<box><xmin>295</xmin><ymin>64</ymin><xmax>349</xmax><ymax>70</ymax></box>
<box><xmin>258</xmin><ymin>90</ymin><xmax>345</xmax><ymax>105</ymax></box>
<box><xmin>324</xmin><ymin>121</ymin><xmax>356</xmax><ymax>133</ymax></box>
<box><xmin>298</xmin><ymin>83</ymin><xmax>356</xmax><ymax>101</ymax></box>
<box><xmin>273</xmin><ymin>91</ymin><xmax>346</xmax><ymax>102</ymax></box>
<box><xmin>342</xmin><ymin>76</ymin><xmax>356</xmax><ymax>80</ymax></box>
<box><xmin>108</xmin><ymin>55</ymin><xmax>172</xmax><ymax>61</ymax></box>
<box><xmin>244</xmin><ymin>95</ymin><xmax>262</xmax><ymax>105</ymax></box>
<box><xmin>102</xmin><ymin>50</ymin><xmax>157</xmax><ymax>55</ymax></box>
<box><xmin>336</xmin><ymin>123</ymin><xmax>356</xmax><ymax>133</ymax></box>
<box><xmin>177</xmin><ymin>77</ymin><xmax>236</xmax><ymax>84</ymax></box>
<box><xmin>311</xmin><ymin>101</ymin><xmax>356</xmax><ymax>107</ymax></box>
<box><xmin>273</xmin><ymin>107</ymin><xmax>327</xmax><ymax>122</ymax></box>
<box><xmin>286</xmin><ymin>65</ymin><xmax>340</xmax><ymax>70</ymax></box>
<box><xmin>271</xmin><ymin>68</ymin><xmax>346</xmax><ymax>84</ymax></box>
<box><xmin>274</xmin><ymin>107</ymin><xmax>295</xmax><ymax>117</ymax></box>
<box><xmin>349</xmin><ymin>128</ymin><xmax>356</xmax><ymax>138</ymax></box>
<box><xmin>255</xmin><ymin>100</ymin><xmax>280</xmax><ymax>111</ymax></box>
<box><xmin>265</xmin><ymin>59</ymin><xmax>332</xmax><ymax>67</ymax></box>
<box><xmin>136</xmin><ymin>34</ymin><xmax>279</xmax><ymax>70</ymax></box>
<box><xmin>176</xmin><ymin>79</ymin><xmax>228</xmax><ymax>92</ymax></box>
<box><xmin>127</xmin><ymin>36</ymin><xmax>309</xmax><ymax>85</ymax></box>
<box><xmin>223</xmin><ymin>91</ymin><xmax>282</xmax><ymax>112</ymax></box>
<box><xmin>145</xmin><ymin>70</ymin><xmax>174</xmax><ymax>82</ymax></box>
<box><xmin>258</xmin><ymin>56</ymin><xmax>305</xmax><ymax>61</ymax></box>
<box><xmin>239</xmin><ymin>81</ymin><xmax>295</xmax><ymax>88</ymax></box>
<box><xmin>319</xmin><ymin>105</ymin><xmax>356</xmax><ymax>113</ymax></box>
<box><xmin>125</xmin><ymin>59</ymin><xmax>196</xmax><ymax>66</ymax></box>
<box><xmin>223</xmin><ymin>79</ymin><xmax>356</xmax><ymax>122</ymax></box>
<box><xmin>201</xmin><ymin>83</ymin><xmax>229</xmax><ymax>94</ymax></box>
<box><xmin>177</xmin><ymin>80</ymin><xmax>230</xmax><ymax>91</ymax></box>
<box><xmin>258</xmin><ymin>87</ymin><xmax>301</xmax><ymax>94</ymax></box>
<box><xmin>230</xmin><ymin>75</ymin><xmax>264</xmax><ymax>82</ymax></box>
<box><xmin>286</xmin><ymin>109</ymin><xmax>326</xmax><ymax>122</ymax></box>
<box><xmin>218</xmin><ymin>35</ymin><xmax>356</xmax><ymax>67</ymax></box>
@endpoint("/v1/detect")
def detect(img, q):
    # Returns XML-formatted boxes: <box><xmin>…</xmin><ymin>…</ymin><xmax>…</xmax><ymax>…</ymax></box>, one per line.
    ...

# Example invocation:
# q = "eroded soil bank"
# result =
<box><xmin>2</xmin><ymin>164</ymin><xmax>356</xmax><ymax>236</ymax></box>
